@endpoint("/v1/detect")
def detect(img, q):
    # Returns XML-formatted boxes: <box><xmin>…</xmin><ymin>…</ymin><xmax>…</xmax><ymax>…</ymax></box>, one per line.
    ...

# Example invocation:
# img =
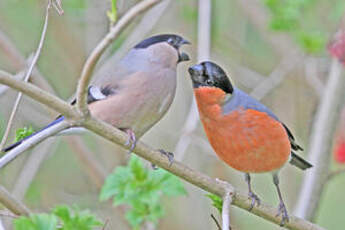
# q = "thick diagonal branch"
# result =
<box><xmin>0</xmin><ymin>71</ymin><xmax>324</xmax><ymax>230</ymax></box>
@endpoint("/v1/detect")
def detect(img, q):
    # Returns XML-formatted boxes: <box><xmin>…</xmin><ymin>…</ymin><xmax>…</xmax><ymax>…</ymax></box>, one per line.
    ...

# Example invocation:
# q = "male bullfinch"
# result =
<box><xmin>188</xmin><ymin>61</ymin><xmax>312</xmax><ymax>226</ymax></box>
<box><xmin>1</xmin><ymin>34</ymin><xmax>190</xmax><ymax>167</ymax></box>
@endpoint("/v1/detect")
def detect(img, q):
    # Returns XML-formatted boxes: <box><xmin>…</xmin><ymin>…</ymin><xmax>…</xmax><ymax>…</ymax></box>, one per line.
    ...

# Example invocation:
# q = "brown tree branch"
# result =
<box><xmin>76</xmin><ymin>0</ymin><xmax>162</xmax><ymax>114</ymax></box>
<box><xmin>0</xmin><ymin>70</ymin><xmax>77</xmax><ymax>119</ymax></box>
<box><xmin>66</xmin><ymin>137</ymin><xmax>107</xmax><ymax>189</ymax></box>
<box><xmin>0</xmin><ymin>186</ymin><xmax>30</xmax><ymax>216</ymax></box>
<box><xmin>0</xmin><ymin>71</ymin><xmax>325</xmax><ymax>230</ymax></box>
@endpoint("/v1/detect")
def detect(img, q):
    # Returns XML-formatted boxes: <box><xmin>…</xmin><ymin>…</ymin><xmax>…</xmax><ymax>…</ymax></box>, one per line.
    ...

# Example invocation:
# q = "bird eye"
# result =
<box><xmin>206</xmin><ymin>79</ymin><xmax>213</xmax><ymax>85</ymax></box>
<box><xmin>167</xmin><ymin>38</ymin><xmax>174</xmax><ymax>45</ymax></box>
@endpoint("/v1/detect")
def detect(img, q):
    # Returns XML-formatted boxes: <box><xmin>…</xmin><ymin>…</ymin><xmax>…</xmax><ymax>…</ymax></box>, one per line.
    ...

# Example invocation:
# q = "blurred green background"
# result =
<box><xmin>0</xmin><ymin>0</ymin><xmax>345</xmax><ymax>229</ymax></box>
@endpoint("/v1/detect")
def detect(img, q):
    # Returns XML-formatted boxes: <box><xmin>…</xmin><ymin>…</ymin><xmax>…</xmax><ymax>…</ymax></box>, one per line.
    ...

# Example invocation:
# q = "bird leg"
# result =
<box><xmin>273</xmin><ymin>173</ymin><xmax>289</xmax><ymax>226</ymax></box>
<box><xmin>151</xmin><ymin>149</ymin><xmax>174</xmax><ymax>169</ymax></box>
<box><xmin>244</xmin><ymin>173</ymin><xmax>261</xmax><ymax>211</ymax></box>
<box><xmin>122</xmin><ymin>128</ymin><xmax>136</xmax><ymax>154</ymax></box>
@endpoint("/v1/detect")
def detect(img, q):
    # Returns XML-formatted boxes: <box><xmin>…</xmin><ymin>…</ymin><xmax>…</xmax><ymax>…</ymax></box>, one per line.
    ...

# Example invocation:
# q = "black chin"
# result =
<box><xmin>178</xmin><ymin>52</ymin><xmax>190</xmax><ymax>63</ymax></box>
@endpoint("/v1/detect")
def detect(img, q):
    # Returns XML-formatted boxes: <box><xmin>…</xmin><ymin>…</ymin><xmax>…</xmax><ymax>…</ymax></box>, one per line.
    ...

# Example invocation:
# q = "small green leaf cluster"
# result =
<box><xmin>107</xmin><ymin>0</ymin><xmax>117</xmax><ymax>24</ymax></box>
<box><xmin>14</xmin><ymin>126</ymin><xmax>34</xmax><ymax>142</ymax></box>
<box><xmin>263</xmin><ymin>0</ymin><xmax>327</xmax><ymax>54</ymax></box>
<box><xmin>206</xmin><ymin>193</ymin><xmax>223</xmax><ymax>214</ymax></box>
<box><xmin>100</xmin><ymin>156</ymin><xmax>187</xmax><ymax>229</ymax></box>
<box><xmin>13</xmin><ymin>205</ymin><xmax>102</xmax><ymax>230</ymax></box>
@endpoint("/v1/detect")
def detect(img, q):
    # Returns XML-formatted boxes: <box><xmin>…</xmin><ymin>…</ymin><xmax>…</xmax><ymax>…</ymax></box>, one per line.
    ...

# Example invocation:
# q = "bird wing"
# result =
<box><xmin>222</xmin><ymin>88</ymin><xmax>279</xmax><ymax>120</ymax></box>
<box><xmin>221</xmin><ymin>88</ymin><xmax>307</xmax><ymax>154</ymax></box>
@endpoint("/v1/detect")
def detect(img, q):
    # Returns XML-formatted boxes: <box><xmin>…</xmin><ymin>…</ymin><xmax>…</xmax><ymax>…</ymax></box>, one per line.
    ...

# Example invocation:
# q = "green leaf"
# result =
<box><xmin>100</xmin><ymin>156</ymin><xmax>187</xmax><ymax>229</ymax></box>
<box><xmin>13</xmin><ymin>205</ymin><xmax>101</xmax><ymax>230</ymax></box>
<box><xmin>100</xmin><ymin>166</ymin><xmax>132</xmax><ymax>202</ymax></box>
<box><xmin>297</xmin><ymin>31</ymin><xmax>326</xmax><ymax>54</ymax></box>
<box><xmin>14</xmin><ymin>126</ymin><xmax>34</xmax><ymax>142</ymax></box>
<box><xmin>14</xmin><ymin>214</ymin><xmax>58</xmax><ymax>230</ymax></box>
<box><xmin>206</xmin><ymin>194</ymin><xmax>223</xmax><ymax>214</ymax></box>
<box><xmin>107</xmin><ymin>0</ymin><xmax>117</xmax><ymax>24</ymax></box>
<box><xmin>53</xmin><ymin>205</ymin><xmax>102</xmax><ymax>230</ymax></box>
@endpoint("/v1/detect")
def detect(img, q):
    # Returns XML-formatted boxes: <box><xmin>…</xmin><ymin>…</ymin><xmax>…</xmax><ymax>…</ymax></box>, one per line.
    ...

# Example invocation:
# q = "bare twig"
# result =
<box><xmin>102</xmin><ymin>219</ymin><xmax>109</xmax><ymax>230</ymax></box>
<box><xmin>93</xmin><ymin>0</ymin><xmax>171</xmax><ymax>68</ymax></box>
<box><xmin>0</xmin><ymin>71</ymin><xmax>325</xmax><ymax>230</ymax></box>
<box><xmin>0</xmin><ymin>0</ymin><xmax>55</xmax><ymax>150</ymax></box>
<box><xmin>0</xmin><ymin>186</ymin><xmax>30</xmax><ymax>216</ymax></box>
<box><xmin>174</xmin><ymin>0</ymin><xmax>211</xmax><ymax>161</ymax></box>
<box><xmin>215</xmin><ymin>179</ymin><xmax>234</xmax><ymax>230</ymax></box>
<box><xmin>0</xmin><ymin>70</ymin><xmax>77</xmax><ymax>118</ymax></box>
<box><xmin>327</xmin><ymin>168</ymin><xmax>345</xmax><ymax>181</ymax></box>
<box><xmin>304</xmin><ymin>57</ymin><xmax>324</xmax><ymax>97</ymax></box>
<box><xmin>0</xmin><ymin>30</ymin><xmax>54</xmax><ymax>93</ymax></box>
<box><xmin>66</xmin><ymin>137</ymin><xmax>107</xmax><ymax>189</ymax></box>
<box><xmin>294</xmin><ymin>59</ymin><xmax>345</xmax><ymax>220</ymax></box>
<box><xmin>76</xmin><ymin>0</ymin><xmax>162</xmax><ymax>114</ymax></box>
<box><xmin>250</xmin><ymin>52</ymin><xmax>303</xmax><ymax>100</ymax></box>
<box><xmin>0</xmin><ymin>210</ymin><xmax>19</xmax><ymax>219</ymax></box>
<box><xmin>52</xmin><ymin>0</ymin><xmax>64</xmax><ymax>15</ymax></box>
<box><xmin>12</xmin><ymin>139</ymin><xmax>59</xmax><ymax>200</ymax></box>
<box><xmin>211</xmin><ymin>214</ymin><xmax>222</xmax><ymax>230</ymax></box>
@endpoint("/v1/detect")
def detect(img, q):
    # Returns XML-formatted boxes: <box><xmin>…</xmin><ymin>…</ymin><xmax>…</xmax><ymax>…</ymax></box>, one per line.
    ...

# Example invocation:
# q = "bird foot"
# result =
<box><xmin>151</xmin><ymin>149</ymin><xmax>174</xmax><ymax>169</ymax></box>
<box><xmin>123</xmin><ymin>129</ymin><xmax>136</xmax><ymax>154</ymax></box>
<box><xmin>158</xmin><ymin>149</ymin><xmax>174</xmax><ymax>166</ymax></box>
<box><xmin>248</xmin><ymin>191</ymin><xmax>261</xmax><ymax>211</ymax></box>
<box><xmin>276</xmin><ymin>201</ymin><xmax>289</xmax><ymax>226</ymax></box>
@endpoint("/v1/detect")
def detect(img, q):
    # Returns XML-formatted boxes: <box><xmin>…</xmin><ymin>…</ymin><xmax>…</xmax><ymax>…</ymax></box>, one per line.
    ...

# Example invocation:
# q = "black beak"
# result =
<box><xmin>188</xmin><ymin>64</ymin><xmax>203</xmax><ymax>77</ymax></box>
<box><xmin>180</xmin><ymin>38</ymin><xmax>191</xmax><ymax>45</ymax></box>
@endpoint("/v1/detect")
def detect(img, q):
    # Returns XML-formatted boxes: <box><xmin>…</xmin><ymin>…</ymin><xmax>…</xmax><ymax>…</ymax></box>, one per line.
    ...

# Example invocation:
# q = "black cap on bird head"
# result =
<box><xmin>188</xmin><ymin>61</ymin><xmax>234</xmax><ymax>94</ymax></box>
<box><xmin>134</xmin><ymin>34</ymin><xmax>191</xmax><ymax>62</ymax></box>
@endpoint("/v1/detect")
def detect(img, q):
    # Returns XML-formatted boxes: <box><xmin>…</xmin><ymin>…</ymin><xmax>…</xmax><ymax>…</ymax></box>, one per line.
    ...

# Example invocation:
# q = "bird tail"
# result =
<box><xmin>289</xmin><ymin>152</ymin><xmax>313</xmax><ymax>170</ymax></box>
<box><xmin>2</xmin><ymin>116</ymin><xmax>65</xmax><ymax>152</ymax></box>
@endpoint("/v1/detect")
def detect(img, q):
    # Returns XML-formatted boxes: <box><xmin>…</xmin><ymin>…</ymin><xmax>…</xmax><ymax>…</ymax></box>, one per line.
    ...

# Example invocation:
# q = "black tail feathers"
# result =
<box><xmin>2</xmin><ymin>140</ymin><xmax>23</xmax><ymax>152</ymax></box>
<box><xmin>1</xmin><ymin>116</ymin><xmax>65</xmax><ymax>153</ymax></box>
<box><xmin>289</xmin><ymin>152</ymin><xmax>312</xmax><ymax>170</ymax></box>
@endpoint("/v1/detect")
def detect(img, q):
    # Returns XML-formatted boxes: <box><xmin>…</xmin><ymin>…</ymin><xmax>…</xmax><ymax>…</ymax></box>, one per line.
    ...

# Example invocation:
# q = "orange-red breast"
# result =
<box><xmin>188</xmin><ymin>61</ymin><xmax>312</xmax><ymax>226</ymax></box>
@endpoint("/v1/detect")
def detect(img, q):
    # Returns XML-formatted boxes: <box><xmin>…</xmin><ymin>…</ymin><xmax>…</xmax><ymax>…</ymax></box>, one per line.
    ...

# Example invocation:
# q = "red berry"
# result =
<box><xmin>334</xmin><ymin>139</ymin><xmax>345</xmax><ymax>163</ymax></box>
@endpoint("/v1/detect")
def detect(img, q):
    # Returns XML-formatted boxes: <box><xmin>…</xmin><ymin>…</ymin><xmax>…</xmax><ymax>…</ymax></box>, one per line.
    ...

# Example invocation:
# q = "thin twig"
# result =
<box><xmin>66</xmin><ymin>137</ymin><xmax>107</xmax><ymax>189</ymax></box>
<box><xmin>52</xmin><ymin>0</ymin><xmax>64</xmax><ymax>15</ymax></box>
<box><xmin>0</xmin><ymin>0</ymin><xmax>54</xmax><ymax>150</ymax></box>
<box><xmin>249</xmin><ymin>52</ymin><xmax>303</xmax><ymax>100</ymax></box>
<box><xmin>327</xmin><ymin>168</ymin><xmax>345</xmax><ymax>181</ymax></box>
<box><xmin>216</xmin><ymin>179</ymin><xmax>234</xmax><ymax>230</ymax></box>
<box><xmin>102</xmin><ymin>219</ymin><xmax>109</xmax><ymax>230</ymax></box>
<box><xmin>76</xmin><ymin>0</ymin><xmax>162</xmax><ymax>114</ymax></box>
<box><xmin>211</xmin><ymin>214</ymin><xmax>222</xmax><ymax>230</ymax></box>
<box><xmin>93</xmin><ymin>0</ymin><xmax>171</xmax><ymax>68</ymax></box>
<box><xmin>0</xmin><ymin>70</ymin><xmax>77</xmax><ymax>118</ymax></box>
<box><xmin>294</xmin><ymin>58</ymin><xmax>345</xmax><ymax>220</ymax></box>
<box><xmin>0</xmin><ymin>71</ymin><xmax>326</xmax><ymax>230</ymax></box>
<box><xmin>0</xmin><ymin>186</ymin><xmax>30</xmax><ymax>216</ymax></box>
<box><xmin>0</xmin><ymin>210</ymin><xmax>19</xmax><ymax>219</ymax></box>
<box><xmin>0</xmin><ymin>30</ymin><xmax>55</xmax><ymax>93</ymax></box>
<box><xmin>174</xmin><ymin>0</ymin><xmax>211</xmax><ymax>161</ymax></box>
<box><xmin>304</xmin><ymin>57</ymin><xmax>324</xmax><ymax>97</ymax></box>
<box><xmin>12</xmin><ymin>139</ymin><xmax>59</xmax><ymax>200</ymax></box>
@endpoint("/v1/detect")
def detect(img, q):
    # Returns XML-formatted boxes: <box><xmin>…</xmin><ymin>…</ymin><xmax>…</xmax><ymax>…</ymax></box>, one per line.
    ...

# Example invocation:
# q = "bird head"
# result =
<box><xmin>188</xmin><ymin>61</ymin><xmax>233</xmax><ymax>94</ymax></box>
<box><xmin>133</xmin><ymin>34</ymin><xmax>190</xmax><ymax>67</ymax></box>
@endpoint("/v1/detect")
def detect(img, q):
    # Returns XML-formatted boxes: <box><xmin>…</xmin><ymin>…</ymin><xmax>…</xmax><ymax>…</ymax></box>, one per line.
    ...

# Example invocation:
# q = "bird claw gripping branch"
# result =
<box><xmin>151</xmin><ymin>149</ymin><xmax>174</xmax><ymax>169</ymax></box>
